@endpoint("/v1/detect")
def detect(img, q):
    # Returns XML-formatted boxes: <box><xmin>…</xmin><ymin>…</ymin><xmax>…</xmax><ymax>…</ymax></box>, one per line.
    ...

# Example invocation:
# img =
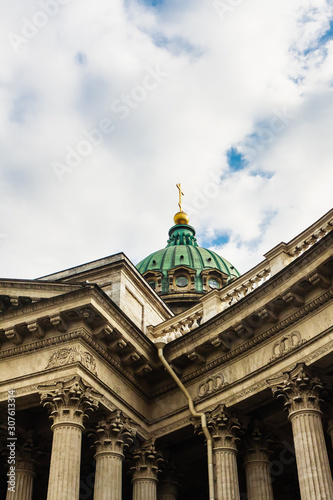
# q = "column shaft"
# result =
<box><xmin>47</xmin><ymin>424</ymin><xmax>82</xmax><ymax>500</ymax></box>
<box><xmin>245</xmin><ymin>459</ymin><xmax>274</xmax><ymax>500</ymax></box>
<box><xmin>328</xmin><ymin>420</ymin><xmax>333</xmax><ymax>449</ymax></box>
<box><xmin>215</xmin><ymin>449</ymin><xmax>240</xmax><ymax>500</ymax></box>
<box><xmin>158</xmin><ymin>483</ymin><xmax>177</xmax><ymax>500</ymax></box>
<box><xmin>6</xmin><ymin>467</ymin><xmax>35</xmax><ymax>500</ymax></box>
<box><xmin>94</xmin><ymin>453</ymin><xmax>123</xmax><ymax>500</ymax></box>
<box><xmin>290</xmin><ymin>409</ymin><xmax>333</xmax><ymax>500</ymax></box>
<box><xmin>132</xmin><ymin>478</ymin><xmax>157</xmax><ymax>500</ymax></box>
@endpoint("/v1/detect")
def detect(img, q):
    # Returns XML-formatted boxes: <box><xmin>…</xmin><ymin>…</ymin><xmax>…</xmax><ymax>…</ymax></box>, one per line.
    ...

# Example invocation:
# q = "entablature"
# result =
<box><xmin>0</xmin><ymin>287</ymin><xmax>161</xmax><ymax>390</ymax></box>
<box><xmin>154</xmin><ymin>236</ymin><xmax>333</xmax><ymax>380</ymax></box>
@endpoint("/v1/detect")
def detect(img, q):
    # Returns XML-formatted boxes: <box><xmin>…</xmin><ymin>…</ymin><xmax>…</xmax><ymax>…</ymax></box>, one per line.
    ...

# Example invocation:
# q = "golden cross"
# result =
<box><xmin>176</xmin><ymin>183</ymin><xmax>184</xmax><ymax>212</ymax></box>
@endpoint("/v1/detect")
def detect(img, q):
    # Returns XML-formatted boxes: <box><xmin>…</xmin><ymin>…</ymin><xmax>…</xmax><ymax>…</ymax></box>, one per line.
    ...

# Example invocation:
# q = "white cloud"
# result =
<box><xmin>0</xmin><ymin>0</ymin><xmax>332</xmax><ymax>278</ymax></box>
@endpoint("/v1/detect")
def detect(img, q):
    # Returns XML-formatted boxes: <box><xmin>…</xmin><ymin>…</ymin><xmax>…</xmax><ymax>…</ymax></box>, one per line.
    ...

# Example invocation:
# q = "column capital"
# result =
<box><xmin>205</xmin><ymin>404</ymin><xmax>243</xmax><ymax>452</ymax></box>
<box><xmin>268</xmin><ymin>363</ymin><xmax>323</xmax><ymax>417</ymax></box>
<box><xmin>131</xmin><ymin>440</ymin><xmax>164</xmax><ymax>482</ymax></box>
<box><xmin>159</xmin><ymin>456</ymin><xmax>181</xmax><ymax>496</ymax></box>
<box><xmin>90</xmin><ymin>410</ymin><xmax>136</xmax><ymax>457</ymax></box>
<box><xmin>243</xmin><ymin>423</ymin><xmax>273</xmax><ymax>464</ymax></box>
<box><xmin>3</xmin><ymin>431</ymin><xmax>44</xmax><ymax>475</ymax></box>
<box><xmin>39</xmin><ymin>376</ymin><xmax>100</xmax><ymax>430</ymax></box>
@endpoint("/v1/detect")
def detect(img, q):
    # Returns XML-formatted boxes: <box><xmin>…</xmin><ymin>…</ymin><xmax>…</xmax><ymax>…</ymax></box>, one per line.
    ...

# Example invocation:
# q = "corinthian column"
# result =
<box><xmin>6</xmin><ymin>458</ymin><xmax>35</xmax><ymax>500</ymax></box>
<box><xmin>5</xmin><ymin>433</ymin><xmax>39</xmax><ymax>500</ymax></box>
<box><xmin>206</xmin><ymin>405</ymin><xmax>242</xmax><ymax>500</ymax></box>
<box><xmin>327</xmin><ymin>402</ymin><xmax>333</xmax><ymax>449</ymax></box>
<box><xmin>158</xmin><ymin>461</ymin><xmax>179</xmax><ymax>500</ymax></box>
<box><xmin>269</xmin><ymin>363</ymin><xmax>333</xmax><ymax>500</ymax></box>
<box><xmin>244</xmin><ymin>425</ymin><xmax>274</xmax><ymax>500</ymax></box>
<box><xmin>90</xmin><ymin>410</ymin><xmax>135</xmax><ymax>500</ymax></box>
<box><xmin>39</xmin><ymin>377</ymin><xmax>100</xmax><ymax>500</ymax></box>
<box><xmin>130</xmin><ymin>441</ymin><xmax>164</xmax><ymax>500</ymax></box>
<box><xmin>328</xmin><ymin>419</ymin><xmax>333</xmax><ymax>448</ymax></box>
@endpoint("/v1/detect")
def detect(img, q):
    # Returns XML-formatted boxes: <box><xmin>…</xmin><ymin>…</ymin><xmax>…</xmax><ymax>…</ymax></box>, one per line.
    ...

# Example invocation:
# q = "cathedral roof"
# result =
<box><xmin>136</xmin><ymin>222</ymin><xmax>239</xmax><ymax>282</ymax></box>
<box><xmin>136</xmin><ymin>193</ymin><xmax>240</xmax><ymax>313</ymax></box>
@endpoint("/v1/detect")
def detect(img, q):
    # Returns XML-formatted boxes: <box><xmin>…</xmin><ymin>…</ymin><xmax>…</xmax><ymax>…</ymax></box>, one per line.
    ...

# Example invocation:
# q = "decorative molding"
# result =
<box><xmin>197</xmin><ymin>373</ymin><xmax>227</xmax><ymax>399</ymax></box>
<box><xmin>0</xmin><ymin>376</ymin><xmax>74</xmax><ymax>402</ymax></box>
<box><xmin>46</xmin><ymin>347</ymin><xmax>98</xmax><ymax>375</ymax></box>
<box><xmin>271</xmin><ymin>331</ymin><xmax>304</xmax><ymax>360</ymax></box>
<box><xmin>222</xmin><ymin>380</ymin><xmax>269</xmax><ymax>407</ymax></box>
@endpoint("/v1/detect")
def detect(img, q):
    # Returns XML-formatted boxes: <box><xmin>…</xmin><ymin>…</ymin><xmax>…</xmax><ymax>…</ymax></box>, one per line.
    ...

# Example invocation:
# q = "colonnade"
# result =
<box><xmin>4</xmin><ymin>364</ymin><xmax>333</xmax><ymax>500</ymax></box>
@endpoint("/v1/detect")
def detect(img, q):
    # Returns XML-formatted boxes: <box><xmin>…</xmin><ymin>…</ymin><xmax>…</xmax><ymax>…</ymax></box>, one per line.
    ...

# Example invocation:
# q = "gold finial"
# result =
<box><xmin>176</xmin><ymin>183</ymin><xmax>184</xmax><ymax>212</ymax></box>
<box><xmin>174</xmin><ymin>183</ymin><xmax>190</xmax><ymax>225</ymax></box>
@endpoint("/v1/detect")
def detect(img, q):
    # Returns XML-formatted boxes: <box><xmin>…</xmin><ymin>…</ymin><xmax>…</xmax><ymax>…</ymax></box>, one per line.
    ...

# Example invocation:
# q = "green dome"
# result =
<box><xmin>136</xmin><ymin>223</ymin><xmax>240</xmax><ymax>295</ymax></box>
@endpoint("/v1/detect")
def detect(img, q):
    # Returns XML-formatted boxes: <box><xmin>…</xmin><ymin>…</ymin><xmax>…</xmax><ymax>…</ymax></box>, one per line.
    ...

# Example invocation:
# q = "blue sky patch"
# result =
<box><xmin>318</xmin><ymin>20</ymin><xmax>333</xmax><ymax>45</ymax></box>
<box><xmin>259</xmin><ymin>209</ymin><xmax>277</xmax><ymax>233</ymax></box>
<box><xmin>226</xmin><ymin>147</ymin><xmax>248</xmax><ymax>171</ymax></box>
<box><xmin>201</xmin><ymin>233</ymin><xmax>229</xmax><ymax>248</ymax></box>
<box><xmin>250</xmin><ymin>169</ymin><xmax>274</xmax><ymax>180</ymax></box>
<box><xmin>141</xmin><ymin>0</ymin><xmax>164</xmax><ymax>6</ymax></box>
<box><xmin>149</xmin><ymin>34</ymin><xmax>204</xmax><ymax>58</ymax></box>
<box><xmin>211</xmin><ymin>234</ymin><xmax>230</xmax><ymax>246</ymax></box>
<box><xmin>75</xmin><ymin>52</ymin><xmax>87</xmax><ymax>65</ymax></box>
<box><xmin>9</xmin><ymin>94</ymin><xmax>38</xmax><ymax>124</ymax></box>
<box><xmin>297</xmin><ymin>20</ymin><xmax>333</xmax><ymax>56</ymax></box>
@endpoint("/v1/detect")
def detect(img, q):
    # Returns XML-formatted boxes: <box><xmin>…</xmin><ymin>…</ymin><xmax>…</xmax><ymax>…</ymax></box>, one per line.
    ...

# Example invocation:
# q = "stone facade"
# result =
<box><xmin>0</xmin><ymin>209</ymin><xmax>332</xmax><ymax>499</ymax></box>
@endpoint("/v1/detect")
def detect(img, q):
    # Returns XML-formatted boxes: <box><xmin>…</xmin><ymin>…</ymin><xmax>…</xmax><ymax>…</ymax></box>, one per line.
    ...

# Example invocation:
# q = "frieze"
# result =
<box><xmin>46</xmin><ymin>347</ymin><xmax>97</xmax><ymax>375</ymax></box>
<box><xmin>222</xmin><ymin>380</ymin><xmax>270</xmax><ymax>407</ymax></box>
<box><xmin>271</xmin><ymin>331</ymin><xmax>304</xmax><ymax>360</ymax></box>
<box><xmin>302</xmin><ymin>336</ymin><xmax>333</xmax><ymax>365</ymax></box>
<box><xmin>197</xmin><ymin>373</ymin><xmax>227</xmax><ymax>399</ymax></box>
<box><xmin>150</xmin><ymin>415</ymin><xmax>191</xmax><ymax>438</ymax></box>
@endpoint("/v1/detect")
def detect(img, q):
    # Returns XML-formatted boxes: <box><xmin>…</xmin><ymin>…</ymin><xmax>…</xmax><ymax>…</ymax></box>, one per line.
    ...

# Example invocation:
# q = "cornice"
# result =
<box><xmin>0</xmin><ymin>287</ymin><xmax>95</xmax><ymax>321</ymax></box>
<box><xmin>0</xmin><ymin>327</ymin><xmax>151</xmax><ymax>397</ymax></box>
<box><xmin>0</xmin><ymin>286</ymin><xmax>156</xmax><ymax>356</ymax></box>
<box><xmin>0</xmin><ymin>280</ymin><xmax>83</xmax><ymax>292</ymax></box>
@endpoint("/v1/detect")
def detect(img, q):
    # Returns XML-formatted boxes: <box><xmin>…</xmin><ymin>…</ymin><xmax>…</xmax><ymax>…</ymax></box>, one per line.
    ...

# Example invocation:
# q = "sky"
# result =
<box><xmin>1</xmin><ymin>0</ymin><xmax>333</xmax><ymax>279</ymax></box>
